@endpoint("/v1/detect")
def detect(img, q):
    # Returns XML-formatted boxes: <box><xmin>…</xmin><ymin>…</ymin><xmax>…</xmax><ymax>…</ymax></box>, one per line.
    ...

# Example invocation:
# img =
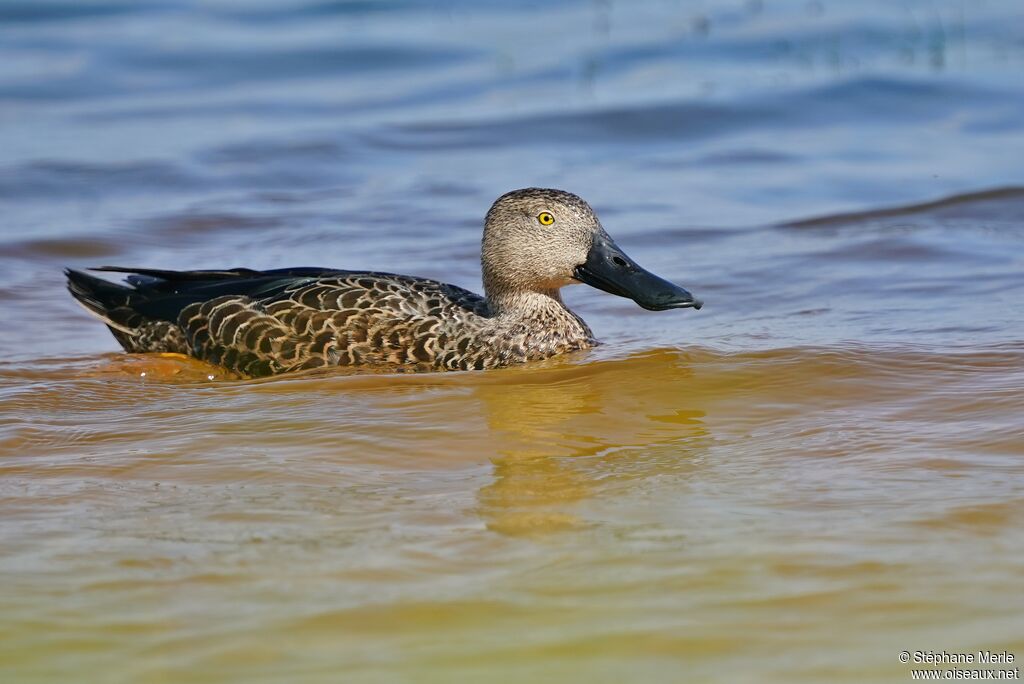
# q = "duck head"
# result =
<box><xmin>481</xmin><ymin>188</ymin><xmax>702</xmax><ymax>312</ymax></box>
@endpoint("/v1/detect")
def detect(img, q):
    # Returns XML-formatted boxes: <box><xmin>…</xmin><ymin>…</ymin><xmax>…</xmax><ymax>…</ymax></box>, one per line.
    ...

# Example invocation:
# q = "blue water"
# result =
<box><xmin>4</xmin><ymin>0</ymin><xmax>1023</xmax><ymax>229</ymax></box>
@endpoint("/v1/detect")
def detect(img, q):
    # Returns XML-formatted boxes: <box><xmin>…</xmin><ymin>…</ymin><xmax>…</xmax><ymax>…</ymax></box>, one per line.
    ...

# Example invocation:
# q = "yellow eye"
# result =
<box><xmin>537</xmin><ymin>211</ymin><xmax>554</xmax><ymax>226</ymax></box>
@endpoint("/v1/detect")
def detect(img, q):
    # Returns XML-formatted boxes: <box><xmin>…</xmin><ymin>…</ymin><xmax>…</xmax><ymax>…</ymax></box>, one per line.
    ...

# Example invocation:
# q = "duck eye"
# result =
<box><xmin>537</xmin><ymin>211</ymin><xmax>555</xmax><ymax>226</ymax></box>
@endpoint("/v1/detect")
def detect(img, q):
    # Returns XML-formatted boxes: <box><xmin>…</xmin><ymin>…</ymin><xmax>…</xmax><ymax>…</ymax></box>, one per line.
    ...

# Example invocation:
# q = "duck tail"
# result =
<box><xmin>65</xmin><ymin>268</ymin><xmax>184</xmax><ymax>354</ymax></box>
<box><xmin>65</xmin><ymin>268</ymin><xmax>143</xmax><ymax>333</ymax></box>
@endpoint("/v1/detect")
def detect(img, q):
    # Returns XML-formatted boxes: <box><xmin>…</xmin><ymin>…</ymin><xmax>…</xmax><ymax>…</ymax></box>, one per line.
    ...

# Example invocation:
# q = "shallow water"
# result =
<box><xmin>2</xmin><ymin>1</ymin><xmax>1024</xmax><ymax>682</ymax></box>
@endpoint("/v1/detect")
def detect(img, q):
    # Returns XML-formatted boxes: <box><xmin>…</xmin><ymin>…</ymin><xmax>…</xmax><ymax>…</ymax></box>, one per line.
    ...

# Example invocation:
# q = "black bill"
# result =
<box><xmin>573</xmin><ymin>232</ymin><xmax>702</xmax><ymax>311</ymax></box>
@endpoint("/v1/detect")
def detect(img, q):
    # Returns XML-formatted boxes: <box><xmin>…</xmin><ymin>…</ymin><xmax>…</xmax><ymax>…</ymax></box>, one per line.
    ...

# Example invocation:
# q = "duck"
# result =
<box><xmin>66</xmin><ymin>188</ymin><xmax>702</xmax><ymax>377</ymax></box>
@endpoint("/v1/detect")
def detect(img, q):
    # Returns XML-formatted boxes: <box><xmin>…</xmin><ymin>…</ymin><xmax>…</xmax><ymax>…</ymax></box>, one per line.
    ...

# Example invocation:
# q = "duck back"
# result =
<box><xmin>67</xmin><ymin>267</ymin><xmax>492</xmax><ymax>376</ymax></box>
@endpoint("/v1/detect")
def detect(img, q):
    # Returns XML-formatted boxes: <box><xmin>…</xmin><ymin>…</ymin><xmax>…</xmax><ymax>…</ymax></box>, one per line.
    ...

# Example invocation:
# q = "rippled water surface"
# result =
<box><xmin>2</xmin><ymin>1</ymin><xmax>1024</xmax><ymax>682</ymax></box>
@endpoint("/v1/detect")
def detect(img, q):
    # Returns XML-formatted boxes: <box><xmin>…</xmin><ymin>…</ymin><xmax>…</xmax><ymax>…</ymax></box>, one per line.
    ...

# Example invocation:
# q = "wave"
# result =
<box><xmin>783</xmin><ymin>186</ymin><xmax>1024</xmax><ymax>227</ymax></box>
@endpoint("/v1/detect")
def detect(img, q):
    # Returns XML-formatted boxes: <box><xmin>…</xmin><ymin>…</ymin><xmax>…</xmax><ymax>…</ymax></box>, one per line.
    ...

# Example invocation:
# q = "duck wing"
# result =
<box><xmin>67</xmin><ymin>267</ymin><xmax>489</xmax><ymax>376</ymax></box>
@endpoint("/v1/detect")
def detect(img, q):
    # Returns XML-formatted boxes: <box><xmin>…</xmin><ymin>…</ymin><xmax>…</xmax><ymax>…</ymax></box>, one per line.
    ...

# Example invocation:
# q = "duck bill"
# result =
<box><xmin>573</xmin><ymin>232</ymin><xmax>702</xmax><ymax>311</ymax></box>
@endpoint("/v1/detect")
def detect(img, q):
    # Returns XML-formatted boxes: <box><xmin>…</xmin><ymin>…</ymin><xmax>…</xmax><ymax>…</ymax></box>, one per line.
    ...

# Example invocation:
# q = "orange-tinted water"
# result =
<box><xmin>3</xmin><ymin>342</ymin><xmax>1023</xmax><ymax>682</ymax></box>
<box><xmin>2</xmin><ymin>1</ymin><xmax>1024</xmax><ymax>682</ymax></box>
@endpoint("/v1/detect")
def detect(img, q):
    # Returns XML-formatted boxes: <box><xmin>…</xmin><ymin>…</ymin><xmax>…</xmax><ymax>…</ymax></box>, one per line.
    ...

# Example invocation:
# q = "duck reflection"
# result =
<box><xmin>473</xmin><ymin>349</ymin><xmax>711</xmax><ymax>536</ymax></box>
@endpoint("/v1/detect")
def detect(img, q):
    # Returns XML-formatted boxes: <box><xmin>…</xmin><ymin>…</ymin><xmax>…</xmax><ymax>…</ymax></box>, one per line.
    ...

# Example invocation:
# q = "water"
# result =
<box><xmin>2</xmin><ymin>1</ymin><xmax>1024</xmax><ymax>682</ymax></box>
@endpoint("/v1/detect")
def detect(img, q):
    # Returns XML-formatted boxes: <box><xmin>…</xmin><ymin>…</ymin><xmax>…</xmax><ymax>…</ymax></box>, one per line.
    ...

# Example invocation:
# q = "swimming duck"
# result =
<box><xmin>66</xmin><ymin>188</ymin><xmax>701</xmax><ymax>377</ymax></box>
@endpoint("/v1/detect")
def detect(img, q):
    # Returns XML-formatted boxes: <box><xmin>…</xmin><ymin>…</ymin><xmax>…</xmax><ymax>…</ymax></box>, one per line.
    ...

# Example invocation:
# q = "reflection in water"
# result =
<box><xmin>475</xmin><ymin>351</ymin><xmax>710</xmax><ymax>535</ymax></box>
<box><xmin>82</xmin><ymin>352</ymin><xmax>237</xmax><ymax>382</ymax></box>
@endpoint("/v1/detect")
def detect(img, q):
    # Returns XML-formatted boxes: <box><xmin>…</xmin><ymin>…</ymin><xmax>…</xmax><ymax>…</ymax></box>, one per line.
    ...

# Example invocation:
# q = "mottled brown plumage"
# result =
<box><xmin>66</xmin><ymin>188</ymin><xmax>700</xmax><ymax>377</ymax></box>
